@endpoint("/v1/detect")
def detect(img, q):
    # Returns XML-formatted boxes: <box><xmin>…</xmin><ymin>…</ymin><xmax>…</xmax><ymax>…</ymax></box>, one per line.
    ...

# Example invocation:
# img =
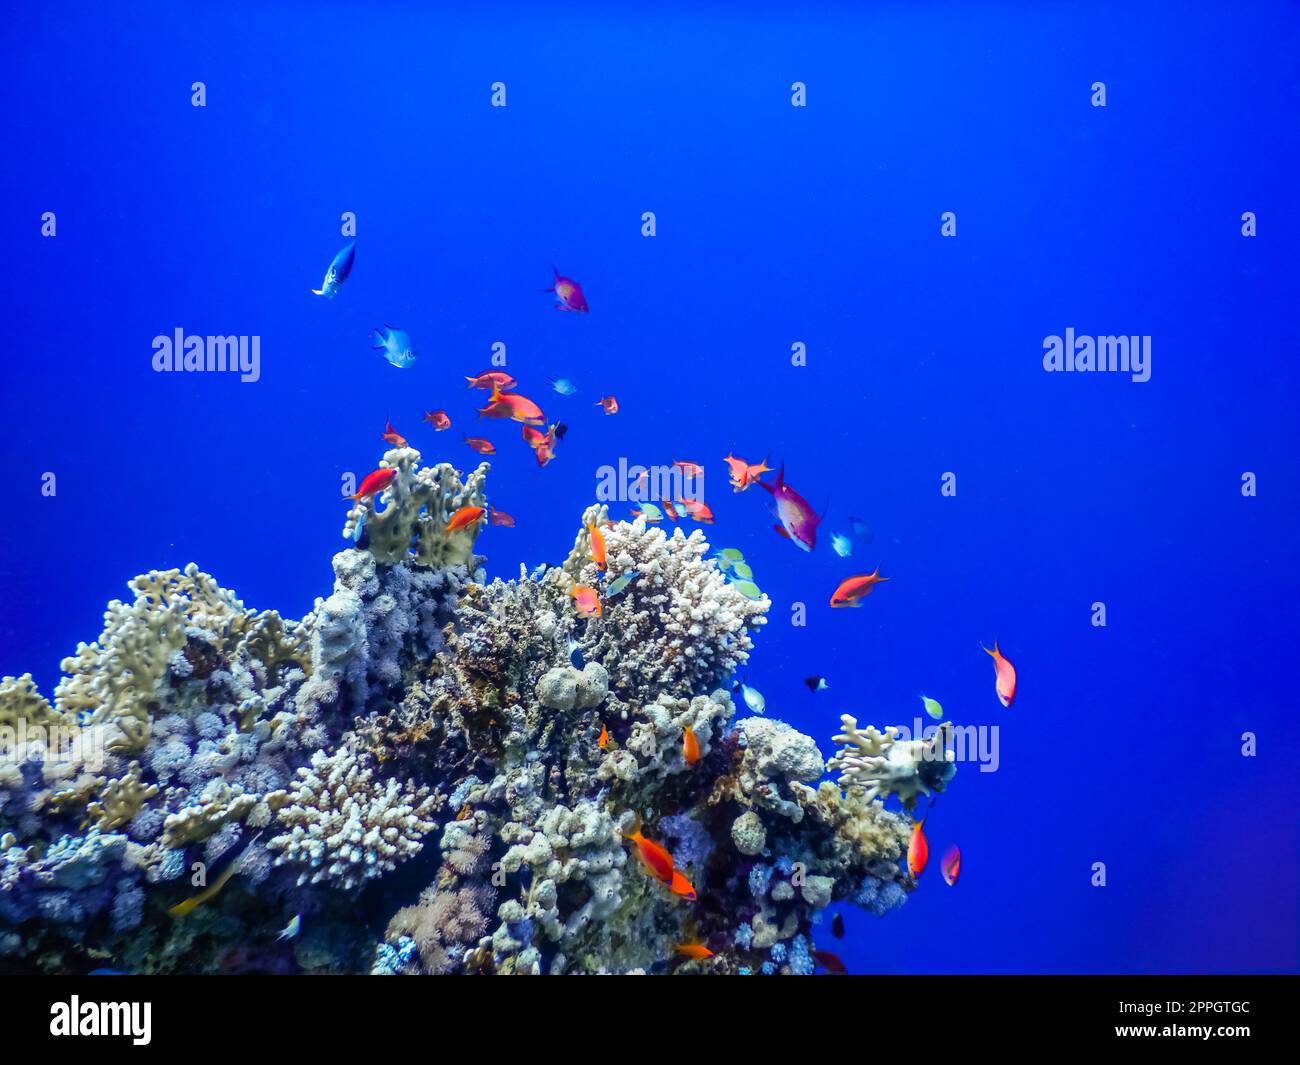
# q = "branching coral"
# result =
<box><xmin>826</xmin><ymin>715</ymin><xmax>956</xmax><ymax>809</ymax></box>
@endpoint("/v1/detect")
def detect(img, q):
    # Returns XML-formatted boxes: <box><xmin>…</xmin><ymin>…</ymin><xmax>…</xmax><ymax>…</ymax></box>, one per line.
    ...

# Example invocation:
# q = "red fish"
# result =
<box><xmin>669</xmin><ymin>870</ymin><xmax>697</xmax><ymax>900</ymax></box>
<box><xmin>675</xmin><ymin>499</ymin><xmax>714</xmax><ymax>524</ymax></box>
<box><xmin>487</xmin><ymin>507</ymin><xmax>515</xmax><ymax>528</ymax></box>
<box><xmin>941</xmin><ymin>844</ymin><xmax>961</xmax><ymax>886</ymax></box>
<box><xmin>465</xmin><ymin>371</ymin><xmax>517</xmax><ymax>391</ymax></box>
<box><xmin>521</xmin><ymin>424</ymin><xmax>549</xmax><ymax>449</ymax></box>
<box><xmin>625</xmin><ymin>830</ymin><xmax>674</xmax><ymax>884</ymax></box>
<box><xmin>723</xmin><ymin>454</ymin><xmax>773</xmax><ymax>492</ymax></box>
<box><xmin>464</xmin><ymin>435</ymin><xmax>496</xmax><ymax>455</ymax></box>
<box><xmin>348</xmin><ymin>468</ymin><xmax>397</xmax><ymax>504</ymax></box>
<box><xmin>982</xmin><ymin>640</ymin><xmax>1017</xmax><ymax>707</ymax></box>
<box><xmin>597</xmin><ymin>723</ymin><xmax>610</xmax><ymax>750</ymax></box>
<box><xmin>545</xmin><ymin>264</ymin><xmax>589</xmax><ymax>312</ymax></box>
<box><xmin>572</xmin><ymin>585</ymin><xmax>602</xmax><ymax>617</ymax></box>
<box><xmin>381</xmin><ymin>420</ymin><xmax>408</xmax><ymax>447</ymax></box>
<box><xmin>675</xmin><ymin>944</ymin><xmax>713</xmax><ymax>960</ymax></box>
<box><xmin>422</xmin><ymin>409</ymin><xmax>451</xmax><ymax>431</ymax></box>
<box><xmin>908</xmin><ymin>817</ymin><xmax>929</xmax><ymax>878</ymax></box>
<box><xmin>534</xmin><ymin>437</ymin><xmax>556</xmax><ymax>467</ymax></box>
<box><xmin>595</xmin><ymin>395</ymin><xmax>619</xmax><ymax>415</ymax></box>
<box><xmin>758</xmin><ymin>465</ymin><xmax>820</xmax><ymax>551</ymax></box>
<box><xmin>479</xmin><ymin>384</ymin><xmax>545</xmax><ymax>426</ymax></box>
<box><xmin>811</xmin><ymin>950</ymin><xmax>847</xmax><ymax>975</ymax></box>
<box><xmin>829</xmin><ymin>569</ymin><xmax>889</xmax><ymax>607</ymax></box>
<box><xmin>682</xmin><ymin>726</ymin><xmax>700</xmax><ymax>765</ymax></box>
<box><xmin>587</xmin><ymin>523</ymin><xmax>607</xmax><ymax>572</ymax></box>
<box><xmin>445</xmin><ymin>506</ymin><xmax>485</xmax><ymax>534</ymax></box>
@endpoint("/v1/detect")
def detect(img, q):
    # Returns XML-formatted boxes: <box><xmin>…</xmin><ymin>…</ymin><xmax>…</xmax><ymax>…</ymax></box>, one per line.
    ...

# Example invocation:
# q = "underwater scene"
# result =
<box><xmin>1</xmin><ymin>1</ymin><xmax>1297</xmax><ymax>984</ymax></box>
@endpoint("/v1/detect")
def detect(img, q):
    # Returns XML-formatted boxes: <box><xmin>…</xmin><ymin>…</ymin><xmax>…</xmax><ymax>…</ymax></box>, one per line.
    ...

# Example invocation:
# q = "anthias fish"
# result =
<box><xmin>596</xmin><ymin>395</ymin><xmax>619</xmax><ymax>414</ymax></box>
<box><xmin>572</xmin><ymin>585</ymin><xmax>601</xmax><ymax>617</ymax></box>
<box><xmin>422</xmin><ymin>410</ymin><xmax>451</xmax><ymax>431</ymax></box>
<box><xmin>487</xmin><ymin>507</ymin><xmax>515</xmax><ymax>527</ymax></box>
<box><xmin>982</xmin><ymin>641</ymin><xmax>1017</xmax><ymax>707</ymax></box>
<box><xmin>479</xmin><ymin>384</ymin><xmax>545</xmax><ymax>425</ymax></box>
<box><xmin>311</xmin><ymin>240</ymin><xmax>355</xmax><ymax>298</ymax></box>
<box><xmin>682</xmin><ymin>725</ymin><xmax>700</xmax><ymax>765</ymax></box>
<box><xmin>675</xmin><ymin>944</ymin><xmax>714</xmax><ymax>960</ymax></box>
<box><xmin>759</xmin><ymin>465</ymin><xmax>820</xmax><ymax>551</ymax></box>
<box><xmin>668</xmin><ymin>870</ymin><xmax>697</xmax><ymax>900</ymax></box>
<box><xmin>675</xmin><ymin>499</ymin><xmax>714</xmax><ymax>523</ymax></box>
<box><xmin>445</xmin><ymin>506</ymin><xmax>485</xmax><ymax>533</ymax></box>
<box><xmin>587</xmin><ymin>523</ymin><xmax>607</xmax><ymax>572</ymax></box>
<box><xmin>829</xmin><ymin>569</ymin><xmax>889</xmax><ymax>607</ymax></box>
<box><xmin>381</xmin><ymin>420</ymin><xmax>407</xmax><ymax>447</ymax></box>
<box><xmin>465</xmin><ymin>370</ymin><xmax>517</xmax><ymax>391</ymax></box>
<box><xmin>811</xmin><ymin>950</ymin><xmax>847</xmax><ymax>975</ymax></box>
<box><xmin>464</xmin><ymin>435</ymin><xmax>496</xmax><ymax>455</ymax></box>
<box><xmin>908</xmin><ymin>818</ymin><xmax>929</xmax><ymax>878</ymax></box>
<box><xmin>545</xmin><ymin>264</ymin><xmax>589</xmax><ymax>312</ymax></box>
<box><xmin>372</xmin><ymin>325</ymin><xmax>416</xmax><ymax>368</ymax></box>
<box><xmin>349</xmin><ymin>467</ymin><xmax>397</xmax><ymax>504</ymax></box>
<box><xmin>941</xmin><ymin>844</ymin><xmax>961</xmax><ymax>886</ymax></box>
<box><xmin>626</xmin><ymin>830</ymin><xmax>674</xmax><ymax>884</ymax></box>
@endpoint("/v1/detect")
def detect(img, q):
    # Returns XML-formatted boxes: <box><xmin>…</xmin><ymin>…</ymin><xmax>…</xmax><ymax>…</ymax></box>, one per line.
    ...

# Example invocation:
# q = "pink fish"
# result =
<box><xmin>544</xmin><ymin>265</ymin><xmax>589</xmax><ymax>313</ymax></box>
<box><xmin>758</xmin><ymin>465</ymin><xmax>820</xmax><ymax>552</ymax></box>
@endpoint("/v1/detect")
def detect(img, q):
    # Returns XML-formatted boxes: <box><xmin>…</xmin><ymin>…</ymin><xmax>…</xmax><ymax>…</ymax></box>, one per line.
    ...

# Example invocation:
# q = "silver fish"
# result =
<box><xmin>373</xmin><ymin>325</ymin><xmax>417</xmax><ymax>368</ymax></box>
<box><xmin>311</xmin><ymin>241</ymin><xmax>355</xmax><ymax>298</ymax></box>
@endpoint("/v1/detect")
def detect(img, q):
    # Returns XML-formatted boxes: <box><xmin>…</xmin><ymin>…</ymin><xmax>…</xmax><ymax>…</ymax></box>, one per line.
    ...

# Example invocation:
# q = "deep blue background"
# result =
<box><xmin>1</xmin><ymin>2</ymin><xmax>1296</xmax><ymax>973</ymax></box>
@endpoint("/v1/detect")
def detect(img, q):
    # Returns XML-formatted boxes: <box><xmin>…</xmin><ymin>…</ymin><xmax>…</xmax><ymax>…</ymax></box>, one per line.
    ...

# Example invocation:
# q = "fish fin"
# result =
<box><xmin>311</xmin><ymin>286</ymin><xmax>326</xmax><ymax>296</ymax></box>
<box><xmin>773</xmin><ymin>523</ymin><xmax>790</xmax><ymax>539</ymax></box>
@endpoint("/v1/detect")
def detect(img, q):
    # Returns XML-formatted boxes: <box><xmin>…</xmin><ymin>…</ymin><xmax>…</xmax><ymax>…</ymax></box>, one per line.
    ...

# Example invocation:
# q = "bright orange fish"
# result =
<box><xmin>595</xmin><ymin>395</ymin><xmax>619</xmax><ymax>415</ymax></box>
<box><xmin>941</xmin><ymin>844</ymin><xmax>961</xmax><ymax>886</ymax></box>
<box><xmin>479</xmin><ymin>384</ymin><xmax>545</xmax><ymax>426</ymax></box>
<box><xmin>349</xmin><ymin>467</ymin><xmax>397</xmax><ymax>503</ymax></box>
<box><xmin>982</xmin><ymin>640</ymin><xmax>1017</xmax><ymax>707</ymax></box>
<box><xmin>668</xmin><ymin>870</ymin><xmax>697</xmax><ymax>900</ymax></box>
<box><xmin>587</xmin><ymin>523</ymin><xmax>607</xmax><ymax>571</ymax></box>
<box><xmin>625</xmin><ymin>830</ymin><xmax>674</xmax><ymax>884</ymax></box>
<box><xmin>673</xmin><ymin>460</ymin><xmax>704</xmax><ymax>477</ymax></box>
<box><xmin>488</xmin><ymin>507</ymin><xmax>515</xmax><ymax>528</ymax></box>
<box><xmin>682</xmin><ymin>726</ymin><xmax>700</xmax><ymax>765</ymax></box>
<box><xmin>464</xmin><ymin>435</ymin><xmax>496</xmax><ymax>455</ymax></box>
<box><xmin>446</xmin><ymin>506</ymin><xmax>486</xmax><ymax>533</ymax></box>
<box><xmin>572</xmin><ymin>585</ymin><xmax>602</xmax><ymax>617</ymax></box>
<box><xmin>597</xmin><ymin>723</ymin><xmax>610</xmax><ymax>749</ymax></box>
<box><xmin>381</xmin><ymin>420</ymin><xmax>408</xmax><ymax>447</ymax></box>
<box><xmin>422</xmin><ymin>410</ymin><xmax>451</xmax><ymax>431</ymax></box>
<box><xmin>674</xmin><ymin>944</ymin><xmax>713</xmax><ymax>960</ymax></box>
<box><xmin>908</xmin><ymin>817</ymin><xmax>929</xmax><ymax>878</ymax></box>
<box><xmin>724</xmin><ymin>453</ymin><xmax>772</xmax><ymax>492</ymax></box>
<box><xmin>675</xmin><ymin>499</ymin><xmax>714</xmax><ymax>524</ymax></box>
<box><xmin>521</xmin><ymin>424</ymin><xmax>549</xmax><ymax>449</ymax></box>
<box><xmin>829</xmin><ymin>569</ymin><xmax>889</xmax><ymax>607</ymax></box>
<box><xmin>465</xmin><ymin>371</ymin><xmax>517</xmax><ymax>391</ymax></box>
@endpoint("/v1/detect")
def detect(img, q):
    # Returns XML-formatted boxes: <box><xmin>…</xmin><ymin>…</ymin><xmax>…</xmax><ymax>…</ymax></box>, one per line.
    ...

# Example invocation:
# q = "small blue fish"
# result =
<box><xmin>372</xmin><ymin>325</ymin><xmax>417</xmax><ymax>368</ymax></box>
<box><xmin>605</xmin><ymin>570</ymin><xmax>640</xmax><ymax>597</ymax></box>
<box><xmin>312</xmin><ymin>241</ymin><xmax>356</xmax><ymax>298</ymax></box>
<box><xmin>349</xmin><ymin>510</ymin><xmax>367</xmax><ymax>544</ymax></box>
<box><xmin>733</xmin><ymin>679</ymin><xmax>766</xmax><ymax>716</ymax></box>
<box><xmin>832</xmin><ymin>534</ymin><xmax>853</xmax><ymax>558</ymax></box>
<box><xmin>277</xmin><ymin>914</ymin><xmax>301</xmax><ymax>941</ymax></box>
<box><xmin>548</xmin><ymin>377</ymin><xmax>578</xmax><ymax>396</ymax></box>
<box><xmin>567</xmin><ymin>637</ymin><xmax>585</xmax><ymax>668</ymax></box>
<box><xmin>849</xmin><ymin>517</ymin><xmax>874</xmax><ymax>545</ymax></box>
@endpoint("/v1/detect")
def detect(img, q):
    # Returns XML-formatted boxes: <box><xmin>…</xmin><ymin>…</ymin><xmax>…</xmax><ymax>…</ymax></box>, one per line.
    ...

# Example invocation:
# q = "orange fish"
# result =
<box><xmin>464</xmin><ymin>435</ymin><xmax>496</xmax><ymax>455</ymax></box>
<box><xmin>595</xmin><ymin>395</ymin><xmax>619</xmax><ymax>415</ymax></box>
<box><xmin>521</xmin><ymin>424</ymin><xmax>549</xmax><ymax>449</ymax></box>
<box><xmin>982</xmin><ymin>640</ymin><xmax>1017</xmax><ymax>707</ymax></box>
<box><xmin>723</xmin><ymin>453</ymin><xmax>771</xmax><ymax>492</ymax></box>
<box><xmin>811</xmin><ymin>949</ymin><xmax>847</xmax><ymax>975</ymax></box>
<box><xmin>534</xmin><ymin>438</ymin><xmax>556</xmax><ymax>467</ymax></box>
<box><xmin>625</xmin><ymin>829</ymin><xmax>674</xmax><ymax>884</ymax></box>
<box><xmin>829</xmin><ymin>569</ymin><xmax>889</xmax><ymax>607</ymax></box>
<box><xmin>669</xmin><ymin>870</ymin><xmax>697</xmax><ymax>900</ymax></box>
<box><xmin>479</xmin><ymin>384</ymin><xmax>545</xmax><ymax>426</ymax></box>
<box><xmin>908</xmin><ymin>817</ymin><xmax>929</xmax><ymax>878</ymax></box>
<box><xmin>465</xmin><ymin>370</ymin><xmax>517</xmax><ymax>391</ymax></box>
<box><xmin>941</xmin><ymin>844</ymin><xmax>961</xmax><ymax>886</ymax></box>
<box><xmin>381</xmin><ymin>420</ymin><xmax>408</xmax><ymax>447</ymax></box>
<box><xmin>674</xmin><ymin>944</ymin><xmax>713</xmax><ymax>960</ymax></box>
<box><xmin>572</xmin><ymin>585</ymin><xmax>602</xmax><ymax>617</ymax></box>
<box><xmin>445</xmin><ymin>506</ymin><xmax>486</xmax><ymax>533</ymax></box>
<box><xmin>661</xmin><ymin>501</ymin><xmax>680</xmax><ymax>521</ymax></box>
<box><xmin>587</xmin><ymin>523</ymin><xmax>607</xmax><ymax>572</ymax></box>
<box><xmin>488</xmin><ymin>507</ymin><xmax>515</xmax><ymax>528</ymax></box>
<box><xmin>597</xmin><ymin>723</ymin><xmax>610</xmax><ymax>749</ymax></box>
<box><xmin>349</xmin><ymin>467</ymin><xmax>397</xmax><ymax>504</ymax></box>
<box><xmin>675</xmin><ymin>499</ymin><xmax>714</xmax><ymax>524</ymax></box>
<box><xmin>682</xmin><ymin>726</ymin><xmax>700</xmax><ymax>765</ymax></box>
<box><xmin>673</xmin><ymin>460</ymin><xmax>704</xmax><ymax>477</ymax></box>
<box><xmin>422</xmin><ymin>409</ymin><xmax>451</xmax><ymax>431</ymax></box>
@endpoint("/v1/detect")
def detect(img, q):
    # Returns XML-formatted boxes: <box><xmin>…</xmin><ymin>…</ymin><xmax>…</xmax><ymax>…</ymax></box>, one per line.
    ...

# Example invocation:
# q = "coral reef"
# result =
<box><xmin>0</xmin><ymin>448</ymin><xmax>956</xmax><ymax>975</ymax></box>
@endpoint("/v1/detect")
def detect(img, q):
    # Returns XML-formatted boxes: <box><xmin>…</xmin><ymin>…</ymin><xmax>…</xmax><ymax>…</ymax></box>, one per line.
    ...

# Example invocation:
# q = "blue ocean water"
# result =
<box><xmin>1</xmin><ymin>2</ymin><xmax>1296</xmax><ymax>973</ymax></box>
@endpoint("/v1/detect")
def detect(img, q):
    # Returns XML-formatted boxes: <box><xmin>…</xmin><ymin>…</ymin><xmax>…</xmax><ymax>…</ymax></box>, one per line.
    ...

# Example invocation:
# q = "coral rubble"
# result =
<box><xmin>0</xmin><ymin>449</ymin><xmax>954</xmax><ymax>974</ymax></box>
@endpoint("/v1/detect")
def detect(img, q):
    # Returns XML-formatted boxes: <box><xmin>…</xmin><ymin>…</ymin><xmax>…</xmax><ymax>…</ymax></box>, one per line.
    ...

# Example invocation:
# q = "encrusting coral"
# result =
<box><xmin>0</xmin><ymin>448</ymin><xmax>957</xmax><ymax>975</ymax></box>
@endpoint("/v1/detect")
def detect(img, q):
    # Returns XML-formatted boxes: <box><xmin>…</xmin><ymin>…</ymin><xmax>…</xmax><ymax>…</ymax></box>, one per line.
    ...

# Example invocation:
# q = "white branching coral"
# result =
<box><xmin>267</xmin><ymin>745</ymin><xmax>438</xmax><ymax>889</ymax></box>
<box><xmin>561</xmin><ymin>507</ymin><xmax>768</xmax><ymax>698</ymax></box>
<box><xmin>343</xmin><ymin>446</ymin><xmax>489</xmax><ymax>568</ymax></box>
<box><xmin>826</xmin><ymin>715</ymin><xmax>955</xmax><ymax>809</ymax></box>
